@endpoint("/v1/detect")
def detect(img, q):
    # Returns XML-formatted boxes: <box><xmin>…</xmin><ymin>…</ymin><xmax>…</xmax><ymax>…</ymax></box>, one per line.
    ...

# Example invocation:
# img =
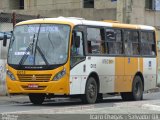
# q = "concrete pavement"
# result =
<box><xmin>0</xmin><ymin>92</ymin><xmax>160</xmax><ymax>114</ymax></box>
<box><xmin>0</xmin><ymin>92</ymin><xmax>160</xmax><ymax>120</ymax></box>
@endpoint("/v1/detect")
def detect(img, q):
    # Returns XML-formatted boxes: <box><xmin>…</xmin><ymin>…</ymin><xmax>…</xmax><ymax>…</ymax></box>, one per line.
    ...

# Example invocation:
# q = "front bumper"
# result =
<box><xmin>6</xmin><ymin>76</ymin><xmax>70</xmax><ymax>95</ymax></box>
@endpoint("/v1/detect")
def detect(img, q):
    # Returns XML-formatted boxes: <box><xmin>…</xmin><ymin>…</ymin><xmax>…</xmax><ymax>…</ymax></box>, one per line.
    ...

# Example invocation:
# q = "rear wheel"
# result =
<box><xmin>29</xmin><ymin>93</ymin><xmax>45</xmax><ymax>105</ymax></box>
<box><xmin>96</xmin><ymin>93</ymin><xmax>103</xmax><ymax>103</ymax></box>
<box><xmin>121</xmin><ymin>76</ymin><xmax>143</xmax><ymax>101</ymax></box>
<box><xmin>81</xmin><ymin>77</ymin><xmax>98</xmax><ymax>104</ymax></box>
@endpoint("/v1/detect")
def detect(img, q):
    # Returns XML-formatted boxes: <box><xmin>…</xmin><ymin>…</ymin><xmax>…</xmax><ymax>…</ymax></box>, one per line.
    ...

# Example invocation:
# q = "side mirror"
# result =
<box><xmin>75</xmin><ymin>36</ymin><xmax>80</xmax><ymax>48</ymax></box>
<box><xmin>3</xmin><ymin>34</ymin><xmax>7</xmax><ymax>47</ymax></box>
<box><xmin>0</xmin><ymin>32</ymin><xmax>4</xmax><ymax>40</ymax></box>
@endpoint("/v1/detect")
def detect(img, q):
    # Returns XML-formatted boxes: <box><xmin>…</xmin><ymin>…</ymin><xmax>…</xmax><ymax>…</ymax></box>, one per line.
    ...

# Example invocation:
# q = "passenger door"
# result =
<box><xmin>70</xmin><ymin>30</ymin><xmax>85</xmax><ymax>94</ymax></box>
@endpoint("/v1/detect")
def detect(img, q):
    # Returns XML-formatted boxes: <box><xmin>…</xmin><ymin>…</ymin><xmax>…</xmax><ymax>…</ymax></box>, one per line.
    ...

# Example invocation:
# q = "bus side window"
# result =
<box><xmin>141</xmin><ymin>31</ymin><xmax>156</xmax><ymax>56</ymax></box>
<box><xmin>124</xmin><ymin>30</ymin><xmax>132</xmax><ymax>56</ymax></box>
<box><xmin>124</xmin><ymin>30</ymin><xmax>140</xmax><ymax>56</ymax></box>
<box><xmin>106</xmin><ymin>28</ymin><xmax>122</xmax><ymax>55</ymax></box>
<box><xmin>149</xmin><ymin>32</ymin><xmax>156</xmax><ymax>56</ymax></box>
<box><xmin>87</xmin><ymin>27</ymin><xmax>105</xmax><ymax>55</ymax></box>
<box><xmin>132</xmin><ymin>31</ymin><xmax>139</xmax><ymax>55</ymax></box>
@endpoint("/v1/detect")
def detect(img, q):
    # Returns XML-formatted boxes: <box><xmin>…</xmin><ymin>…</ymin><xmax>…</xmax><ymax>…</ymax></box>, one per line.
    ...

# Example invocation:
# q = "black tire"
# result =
<box><xmin>121</xmin><ymin>92</ymin><xmax>133</xmax><ymax>101</ymax></box>
<box><xmin>96</xmin><ymin>93</ymin><xmax>103</xmax><ymax>103</ymax></box>
<box><xmin>121</xmin><ymin>76</ymin><xmax>143</xmax><ymax>101</ymax></box>
<box><xmin>81</xmin><ymin>77</ymin><xmax>98</xmax><ymax>104</ymax></box>
<box><xmin>29</xmin><ymin>93</ymin><xmax>45</xmax><ymax>105</ymax></box>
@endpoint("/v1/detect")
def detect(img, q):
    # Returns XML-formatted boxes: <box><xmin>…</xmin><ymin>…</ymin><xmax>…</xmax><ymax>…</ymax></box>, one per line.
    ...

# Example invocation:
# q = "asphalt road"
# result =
<box><xmin>0</xmin><ymin>92</ymin><xmax>160</xmax><ymax>120</ymax></box>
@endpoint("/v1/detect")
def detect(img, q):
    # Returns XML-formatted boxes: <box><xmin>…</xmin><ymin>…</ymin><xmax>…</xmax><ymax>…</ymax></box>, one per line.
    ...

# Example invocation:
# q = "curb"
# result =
<box><xmin>142</xmin><ymin>104</ymin><xmax>160</xmax><ymax>112</ymax></box>
<box><xmin>146</xmin><ymin>87</ymin><xmax>160</xmax><ymax>93</ymax></box>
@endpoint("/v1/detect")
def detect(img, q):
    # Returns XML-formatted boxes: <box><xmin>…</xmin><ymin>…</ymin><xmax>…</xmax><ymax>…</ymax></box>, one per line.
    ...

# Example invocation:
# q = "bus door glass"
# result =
<box><xmin>71</xmin><ymin>31</ymin><xmax>84</xmax><ymax>67</ymax></box>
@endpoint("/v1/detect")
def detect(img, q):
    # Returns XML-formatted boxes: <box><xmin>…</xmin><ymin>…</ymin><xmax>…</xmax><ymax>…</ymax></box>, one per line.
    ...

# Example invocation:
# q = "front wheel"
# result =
<box><xmin>29</xmin><ymin>93</ymin><xmax>45</xmax><ymax>105</ymax></box>
<box><xmin>121</xmin><ymin>76</ymin><xmax>143</xmax><ymax>101</ymax></box>
<box><xmin>81</xmin><ymin>77</ymin><xmax>98</xmax><ymax>104</ymax></box>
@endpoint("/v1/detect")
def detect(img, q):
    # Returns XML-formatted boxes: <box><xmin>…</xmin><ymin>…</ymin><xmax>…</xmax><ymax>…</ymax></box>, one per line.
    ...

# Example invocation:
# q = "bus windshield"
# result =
<box><xmin>8</xmin><ymin>24</ymin><xmax>70</xmax><ymax>66</ymax></box>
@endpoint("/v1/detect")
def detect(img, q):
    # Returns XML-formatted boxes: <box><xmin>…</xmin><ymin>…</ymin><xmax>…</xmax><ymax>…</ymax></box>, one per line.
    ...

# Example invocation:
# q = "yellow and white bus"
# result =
<box><xmin>5</xmin><ymin>17</ymin><xmax>158</xmax><ymax>104</ymax></box>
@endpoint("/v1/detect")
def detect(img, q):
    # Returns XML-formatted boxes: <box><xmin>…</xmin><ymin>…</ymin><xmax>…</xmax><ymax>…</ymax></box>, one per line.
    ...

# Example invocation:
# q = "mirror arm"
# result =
<box><xmin>3</xmin><ymin>34</ymin><xmax>7</xmax><ymax>47</ymax></box>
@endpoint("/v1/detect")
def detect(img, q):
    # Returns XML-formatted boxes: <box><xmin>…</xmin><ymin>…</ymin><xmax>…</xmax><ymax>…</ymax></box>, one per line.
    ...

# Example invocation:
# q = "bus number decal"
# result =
<box><xmin>90</xmin><ymin>64</ymin><xmax>96</xmax><ymax>68</ymax></box>
<box><xmin>17</xmin><ymin>70</ymin><xmax>26</xmax><ymax>75</ymax></box>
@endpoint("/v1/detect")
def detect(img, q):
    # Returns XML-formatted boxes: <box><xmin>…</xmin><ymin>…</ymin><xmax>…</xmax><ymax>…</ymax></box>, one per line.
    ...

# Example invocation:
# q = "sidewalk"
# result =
<box><xmin>146</xmin><ymin>87</ymin><xmax>160</xmax><ymax>93</ymax></box>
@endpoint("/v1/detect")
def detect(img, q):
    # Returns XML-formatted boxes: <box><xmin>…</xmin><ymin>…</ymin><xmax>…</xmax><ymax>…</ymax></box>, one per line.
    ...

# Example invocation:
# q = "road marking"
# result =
<box><xmin>142</xmin><ymin>104</ymin><xmax>160</xmax><ymax>111</ymax></box>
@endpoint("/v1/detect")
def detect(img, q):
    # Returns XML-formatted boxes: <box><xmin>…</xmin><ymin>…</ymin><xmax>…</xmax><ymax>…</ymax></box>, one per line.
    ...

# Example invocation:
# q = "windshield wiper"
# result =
<box><xmin>19</xmin><ymin>25</ymin><xmax>49</xmax><ymax>66</ymax></box>
<box><xmin>36</xmin><ymin>45</ymin><xmax>49</xmax><ymax>65</ymax></box>
<box><xmin>33</xmin><ymin>24</ymin><xmax>49</xmax><ymax>65</ymax></box>
<box><xmin>19</xmin><ymin>41</ymin><xmax>34</xmax><ymax>65</ymax></box>
<box><xmin>19</xmin><ymin>33</ymin><xmax>36</xmax><ymax>65</ymax></box>
<box><xmin>19</xmin><ymin>38</ymin><xmax>49</xmax><ymax>66</ymax></box>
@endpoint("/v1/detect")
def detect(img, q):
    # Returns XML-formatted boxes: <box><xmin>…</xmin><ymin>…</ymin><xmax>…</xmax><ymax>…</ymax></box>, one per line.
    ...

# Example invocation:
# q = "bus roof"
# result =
<box><xmin>16</xmin><ymin>17</ymin><xmax>155</xmax><ymax>31</ymax></box>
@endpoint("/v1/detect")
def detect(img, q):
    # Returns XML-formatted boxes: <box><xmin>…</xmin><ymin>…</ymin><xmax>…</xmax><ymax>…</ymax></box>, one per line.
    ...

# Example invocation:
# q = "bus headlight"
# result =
<box><xmin>7</xmin><ymin>70</ymin><xmax>16</xmax><ymax>80</ymax></box>
<box><xmin>53</xmin><ymin>68</ymin><xmax>66</xmax><ymax>81</ymax></box>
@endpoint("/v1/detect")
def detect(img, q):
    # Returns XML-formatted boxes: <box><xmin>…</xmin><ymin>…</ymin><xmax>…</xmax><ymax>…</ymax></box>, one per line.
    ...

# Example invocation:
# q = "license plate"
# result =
<box><xmin>28</xmin><ymin>84</ymin><xmax>38</xmax><ymax>88</ymax></box>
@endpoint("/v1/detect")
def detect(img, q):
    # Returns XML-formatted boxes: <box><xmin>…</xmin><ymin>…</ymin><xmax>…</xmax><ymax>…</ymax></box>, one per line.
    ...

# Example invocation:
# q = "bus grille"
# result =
<box><xmin>17</xmin><ymin>74</ymin><xmax>52</xmax><ymax>82</ymax></box>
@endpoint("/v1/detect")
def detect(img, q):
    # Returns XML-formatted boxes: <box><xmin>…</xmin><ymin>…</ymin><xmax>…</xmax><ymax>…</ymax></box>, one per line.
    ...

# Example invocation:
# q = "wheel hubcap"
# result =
<box><xmin>88</xmin><ymin>83</ymin><xmax>96</xmax><ymax>98</ymax></box>
<box><xmin>134</xmin><ymin>82</ymin><xmax>141</xmax><ymax>96</ymax></box>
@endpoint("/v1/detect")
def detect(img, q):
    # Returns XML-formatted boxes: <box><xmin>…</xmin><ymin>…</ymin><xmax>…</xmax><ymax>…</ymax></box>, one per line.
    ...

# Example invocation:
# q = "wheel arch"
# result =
<box><xmin>87</xmin><ymin>72</ymin><xmax>100</xmax><ymax>93</ymax></box>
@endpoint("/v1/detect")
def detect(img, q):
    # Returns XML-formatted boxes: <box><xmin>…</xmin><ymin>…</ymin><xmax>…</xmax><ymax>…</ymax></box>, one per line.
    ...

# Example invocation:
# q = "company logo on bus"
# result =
<box><xmin>32</xmin><ymin>75</ymin><xmax>36</xmax><ymax>81</ymax></box>
<box><xmin>102</xmin><ymin>59</ymin><xmax>114</xmax><ymax>64</ymax></box>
